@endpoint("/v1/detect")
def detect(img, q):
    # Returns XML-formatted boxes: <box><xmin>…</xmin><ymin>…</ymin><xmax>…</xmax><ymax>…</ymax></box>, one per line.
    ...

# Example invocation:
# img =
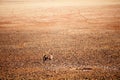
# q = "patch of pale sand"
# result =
<box><xmin>49</xmin><ymin>65</ymin><xmax>119</xmax><ymax>72</ymax></box>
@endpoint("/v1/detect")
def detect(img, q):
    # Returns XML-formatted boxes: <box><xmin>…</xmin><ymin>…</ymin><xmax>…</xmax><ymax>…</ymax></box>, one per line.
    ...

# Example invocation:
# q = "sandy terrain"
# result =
<box><xmin>0</xmin><ymin>1</ymin><xmax>120</xmax><ymax>80</ymax></box>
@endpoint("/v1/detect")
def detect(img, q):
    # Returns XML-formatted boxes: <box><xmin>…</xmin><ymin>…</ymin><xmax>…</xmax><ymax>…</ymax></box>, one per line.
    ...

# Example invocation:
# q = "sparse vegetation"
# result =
<box><xmin>0</xmin><ymin>2</ymin><xmax>120</xmax><ymax>80</ymax></box>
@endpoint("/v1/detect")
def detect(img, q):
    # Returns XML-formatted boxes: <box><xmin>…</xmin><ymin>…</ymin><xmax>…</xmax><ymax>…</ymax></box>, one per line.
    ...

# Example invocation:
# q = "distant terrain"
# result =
<box><xmin>0</xmin><ymin>1</ymin><xmax>120</xmax><ymax>80</ymax></box>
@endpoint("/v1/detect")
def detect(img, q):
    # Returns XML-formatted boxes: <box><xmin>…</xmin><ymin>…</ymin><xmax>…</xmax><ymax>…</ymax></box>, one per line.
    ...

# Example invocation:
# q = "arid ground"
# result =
<box><xmin>0</xmin><ymin>1</ymin><xmax>120</xmax><ymax>80</ymax></box>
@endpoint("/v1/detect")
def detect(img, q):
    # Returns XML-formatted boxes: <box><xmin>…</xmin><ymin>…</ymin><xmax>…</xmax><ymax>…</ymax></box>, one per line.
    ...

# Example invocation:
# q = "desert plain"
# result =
<box><xmin>0</xmin><ymin>0</ymin><xmax>120</xmax><ymax>80</ymax></box>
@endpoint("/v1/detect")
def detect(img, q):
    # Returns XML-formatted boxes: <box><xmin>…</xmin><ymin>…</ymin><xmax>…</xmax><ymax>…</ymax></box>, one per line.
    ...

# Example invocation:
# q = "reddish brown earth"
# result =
<box><xmin>0</xmin><ymin>2</ymin><xmax>120</xmax><ymax>80</ymax></box>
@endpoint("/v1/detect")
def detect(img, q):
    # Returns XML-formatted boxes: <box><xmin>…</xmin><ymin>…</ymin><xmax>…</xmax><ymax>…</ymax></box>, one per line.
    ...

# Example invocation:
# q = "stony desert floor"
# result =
<box><xmin>0</xmin><ymin>2</ymin><xmax>120</xmax><ymax>80</ymax></box>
